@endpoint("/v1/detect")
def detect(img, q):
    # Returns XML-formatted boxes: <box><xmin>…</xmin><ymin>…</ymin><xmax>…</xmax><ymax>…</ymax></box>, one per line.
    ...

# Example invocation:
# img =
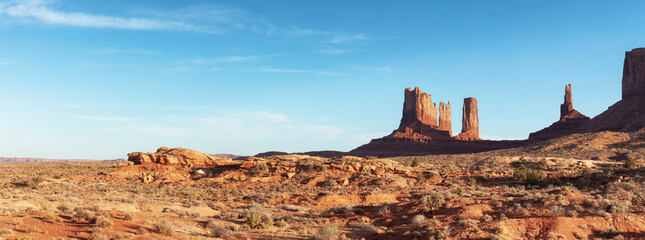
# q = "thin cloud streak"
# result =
<box><xmin>184</xmin><ymin>55</ymin><xmax>261</xmax><ymax>65</ymax></box>
<box><xmin>72</xmin><ymin>115</ymin><xmax>144</xmax><ymax>123</ymax></box>
<box><xmin>0</xmin><ymin>1</ymin><xmax>372</xmax><ymax>46</ymax></box>
<box><xmin>318</xmin><ymin>48</ymin><xmax>348</xmax><ymax>55</ymax></box>
<box><xmin>88</xmin><ymin>47</ymin><xmax>161</xmax><ymax>55</ymax></box>
<box><xmin>71</xmin><ymin>111</ymin><xmax>345</xmax><ymax>142</ymax></box>
<box><xmin>259</xmin><ymin>67</ymin><xmax>349</xmax><ymax>76</ymax></box>
<box><xmin>287</xmin><ymin>27</ymin><xmax>370</xmax><ymax>44</ymax></box>
<box><xmin>0</xmin><ymin>0</ymin><xmax>207</xmax><ymax>32</ymax></box>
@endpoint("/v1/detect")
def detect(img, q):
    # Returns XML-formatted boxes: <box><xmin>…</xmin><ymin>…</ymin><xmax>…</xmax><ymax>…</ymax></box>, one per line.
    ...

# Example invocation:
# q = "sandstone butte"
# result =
<box><xmin>352</xmin><ymin>47</ymin><xmax>645</xmax><ymax>156</ymax></box>
<box><xmin>128</xmin><ymin>48</ymin><xmax>645</xmax><ymax>160</ymax></box>
<box><xmin>128</xmin><ymin>146</ymin><xmax>231</xmax><ymax>166</ymax></box>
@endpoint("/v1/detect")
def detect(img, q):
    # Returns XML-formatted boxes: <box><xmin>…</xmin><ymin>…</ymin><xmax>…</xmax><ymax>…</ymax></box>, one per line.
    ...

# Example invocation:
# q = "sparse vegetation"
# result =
<box><xmin>624</xmin><ymin>157</ymin><xmax>637</xmax><ymax>169</ymax></box>
<box><xmin>312</xmin><ymin>224</ymin><xmax>341</xmax><ymax>240</ymax></box>
<box><xmin>421</xmin><ymin>191</ymin><xmax>445</xmax><ymax>211</ymax></box>
<box><xmin>0</xmin><ymin>131</ymin><xmax>640</xmax><ymax>240</ymax></box>
<box><xmin>513</xmin><ymin>164</ymin><xmax>544</xmax><ymax>185</ymax></box>
<box><xmin>411</xmin><ymin>158</ymin><xmax>421</xmax><ymax>167</ymax></box>
<box><xmin>152</xmin><ymin>220</ymin><xmax>174</xmax><ymax>236</ymax></box>
<box><xmin>245</xmin><ymin>212</ymin><xmax>273</xmax><ymax>229</ymax></box>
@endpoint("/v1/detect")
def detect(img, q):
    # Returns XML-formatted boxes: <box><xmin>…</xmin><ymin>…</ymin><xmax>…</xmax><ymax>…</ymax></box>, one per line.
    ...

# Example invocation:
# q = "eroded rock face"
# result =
<box><xmin>559</xmin><ymin>84</ymin><xmax>589</xmax><ymax>121</ymax></box>
<box><xmin>395</xmin><ymin>87</ymin><xmax>452</xmax><ymax>140</ymax></box>
<box><xmin>128</xmin><ymin>147</ymin><xmax>228</xmax><ymax>166</ymax></box>
<box><xmin>455</xmin><ymin>98</ymin><xmax>480</xmax><ymax>140</ymax></box>
<box><xmin>622</xmin><ymin>48</ymin><xmax>645</xmax><ymax>99</ymax></box>
<box><xmin>399</xmin><ymin>87</ymin><xmax>438</xmax><ymax>129</ymax></box>
<box><xmin>529</xmin><ymin>84</ymin><xmax>590</xmax><ymax>140</ymax></box>
<box><xmin>438</xmin><ymin>102</ymin><xmax>452</xmax><ymax>136</ymax></box>
<box><xmin>584</xmin><ymin>48</ymin><xmax>645</xmax><ymax>132</ymax></box>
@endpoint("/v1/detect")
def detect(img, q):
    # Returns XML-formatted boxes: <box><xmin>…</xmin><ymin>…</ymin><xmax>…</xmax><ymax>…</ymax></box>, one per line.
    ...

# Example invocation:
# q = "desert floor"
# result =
<box><xmin>0</xmin><ymin>130</ymin><xmax>644</xmax><ymax>240</ymax></box>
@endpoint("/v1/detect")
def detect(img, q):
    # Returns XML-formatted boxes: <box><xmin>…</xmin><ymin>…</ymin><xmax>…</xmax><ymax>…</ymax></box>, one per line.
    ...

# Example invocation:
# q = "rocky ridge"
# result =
<box><xmin>127</xmin><ymin>147</ymin><xmax>231</xmax><ymax>166</ymax></box>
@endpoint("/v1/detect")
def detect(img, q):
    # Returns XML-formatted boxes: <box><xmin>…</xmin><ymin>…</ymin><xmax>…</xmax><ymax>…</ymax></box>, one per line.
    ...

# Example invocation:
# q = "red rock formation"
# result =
<box><xmin>622</xmin><ymin>48</ymin><xmax>645</xmax><ymax>99</ymax></box>
<box><xmin>455</xmin><ymin>98</ymin><xmax>480</xmax><ymax>140</ymax></box>
<box><xmin>583</xmin><ymin>48</ymin><xmax>645</xmax><ymax>132</ymax></box>
<box><xmin>399</xmin><ymin>87</ymin><xmax>438</xmax><ymax>129</ymax></box>
<box><xmin>438</xmin><ymin>102</ymin><xmax>452</xmax><ymax>136</ymax></box>
<box><xmin>560</xmin><ymin>84</ymin><xmax>574</xmax><ymax>119</ymax></box>
<box><xmin>394</xmin><ymin>87</ymin><xmax>451</xmax><ymax>141</ymax></box>
<box><xmin>128</xmin><ymin>147</ymin><xmax>229</xmax><ymax>166</ymax></box>
<box><xmin>529</xmin><ymin>84</ymin><xmax>590</xmax><ymax>140</ymax></box>
<box><xmin>559</xmin><ymin>84</ymin><xmax>588</xmax><ymax>121</ymax></box>
<box><xmin>352</xmin><ymin>48</ymin><xmax>645</xmax><ymax>156</ymax></box>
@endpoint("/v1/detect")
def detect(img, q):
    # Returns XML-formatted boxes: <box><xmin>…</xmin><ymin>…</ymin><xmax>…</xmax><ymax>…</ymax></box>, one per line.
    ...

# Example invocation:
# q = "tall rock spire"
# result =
<box><xmin>455</xmin><ymin>97</ymin><xmax>480</xmax><ymax>140</ymax></box>
<box><xmin>529</xmin><ymin>84</ymin><xmax>590</xmax><ymax>140</ymax></box>
<box><xmin>438</xmin><ymin>101</ymin><xmax>452</xmax><ymax>136</ymax></box>
<box><xmin>560</xmin><ymin>84</ymin><xmax>574</xmax><ymax>120</ymax></box>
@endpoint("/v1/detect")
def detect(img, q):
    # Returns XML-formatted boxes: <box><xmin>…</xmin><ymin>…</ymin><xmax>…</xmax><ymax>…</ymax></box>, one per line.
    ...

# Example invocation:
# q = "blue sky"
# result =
<box><xmin>0</xmin><ymin>0</ymin><xmax>643</xmax><ymax>159</ymax></box>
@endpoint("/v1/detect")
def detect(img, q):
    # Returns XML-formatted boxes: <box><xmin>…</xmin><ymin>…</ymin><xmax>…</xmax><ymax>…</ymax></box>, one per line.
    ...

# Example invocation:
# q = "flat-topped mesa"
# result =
<box><xmin>454</xmin><ymin>97</ymin><xmax>480</xmax><ymax>140</ymax></box>
<box><xmin>622</xmin><ymin>48</ymin><xmax>645</xmax><ymax>99</ymax></box>
<box><xmin>438</xmin><ymin>102</ymin><xmax>452</xmax><ymax>136</ymax></box>
<box><xmin>399</xmin><ymin>87</ymin><xmax>438</xmax><ymax>129</ymax></box>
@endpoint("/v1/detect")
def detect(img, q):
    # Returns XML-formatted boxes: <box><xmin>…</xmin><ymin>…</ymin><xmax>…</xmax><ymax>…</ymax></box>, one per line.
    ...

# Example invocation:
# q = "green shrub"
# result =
<box><xmin>624</xmin><ymin>158</ymin><xmax>637</xmax><ymax>169</ymax></box>
<box><xmin>513</xmin><ymin>164</ymin><xmax>543</xmax><ymax>185</ymax></box>
<box><xmin>467</xmin><ymin>177</ymin><xmax>476</xmax><ymax>186</ymax></box>
<box><xmin>411</xmin><ymin>158</ymin><xmax>420</xmax><ymax>167</ymax></box>
<box><xmin>422</xmin><ymin>191</ymin><xmax>445</xmax><ymax>211</ymax></box>
<box><xmin>73</xmin><ymin>207</ymin><xmax>94</xmax><ymax>221</ymax></box>
<box><xmin>253</xmin><ymin>163</ymin><xmax>269</xmax><ymax>175</ymax></box>
<box><xmin>275</xmin><ymin>219</ymin><xmax>288</xmax><ymax>228</ymax></box>
<box><xmin>606</xmin><ymin>202</ymin><xmax>629</xmax><ymax>213</ymax></box>
<box><xmin>245</xmin><ymin>212</ymin><xmax>273</xmax><ymax>229</ymax></box>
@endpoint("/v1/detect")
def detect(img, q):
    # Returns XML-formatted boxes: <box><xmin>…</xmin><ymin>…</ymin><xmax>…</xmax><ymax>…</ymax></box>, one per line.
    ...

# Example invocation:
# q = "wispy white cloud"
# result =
<box><xmin>287</xmin><ymin>27</ymin><xmax>370</xmax><ymax>45</ymax></box>
<box><xmin>88</xmin><ymin>47</ymin><xmax>161</xmax><ymax>55</ymax></box>
<box><xmin>71</xmin><ymin>111</ymin><xmax>344</xmax><ymax>142</ymax></box>
<box><xmin>318</xmin><ymin>48</ymin><xmax>348</xmax><ymax>55</ymax></box>
<box><xmin>259</xmin><ymin>66</ymin><xmax>349</xmax><ymax>76</ymax></box>
<box><xmin>170</xmin><ymin>66</ymin><xmax>221</xmax><ymax>72</ymax></box>
<box><xmin>183</xmin><ymin>55</ymin><xmax>261</xmax><ymax>65</ymax></box>
<box><xmin>72</xmin><ymin>115</ymin><xmax>144</xmax><ymax>123</ymax></box>
<box><xmin>0</xmin><ymin>61</ymin><xmax>9</xmax><ymax>66</ymax></box>
<box><xmin>0</xmin><ymin>1</ymin><xmax>373</xmax><ymax>50</ymax></box>
<box><xmin>0</xmin><ymin>0</ymin><xmax>208</xmax><ymax>32</ymax></box>
<box><xmin>327</xmin><ymin>33</ymin><xmax>369</xmax><ymax>44</ymax></box>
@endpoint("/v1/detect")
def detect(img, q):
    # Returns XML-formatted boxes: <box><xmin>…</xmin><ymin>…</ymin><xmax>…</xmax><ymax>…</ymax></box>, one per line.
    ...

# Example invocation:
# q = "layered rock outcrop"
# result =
<box><xmin>394</xmin><ymin>87</ymin><xmax>452</xmax><ymax>141</ymax></box>
<box><xmin>454</xmin><ymin>98</ymin><xmax>480</xmax><ymax>140</ymax></box>
<box><xmin>351</xmin><ymin>88</ymin><xmax>507</xmax><ymax>155</ymax></box>
<box><xmin>438</xmin><ymin>102</ymin><xmax>452</xmax><ymax>136</ymax></box>
<box><xmin>559</xmin><ymin>84</ymin><xmax>588</xmax><ymax>121</ymax></box>
<box><xmin>353</xmin><ymin>48</ymin><xmax>645</xmax><ymax>156</ymax></box>
<box><xmin>399</xmin><ymin>87</ymin><xmax>438</xmax><ymax>129</ymax></box>
<box><xmin>128</xmin><ymin>147</ymin><xmax>228</xmax><ymax>166</ymax></box>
